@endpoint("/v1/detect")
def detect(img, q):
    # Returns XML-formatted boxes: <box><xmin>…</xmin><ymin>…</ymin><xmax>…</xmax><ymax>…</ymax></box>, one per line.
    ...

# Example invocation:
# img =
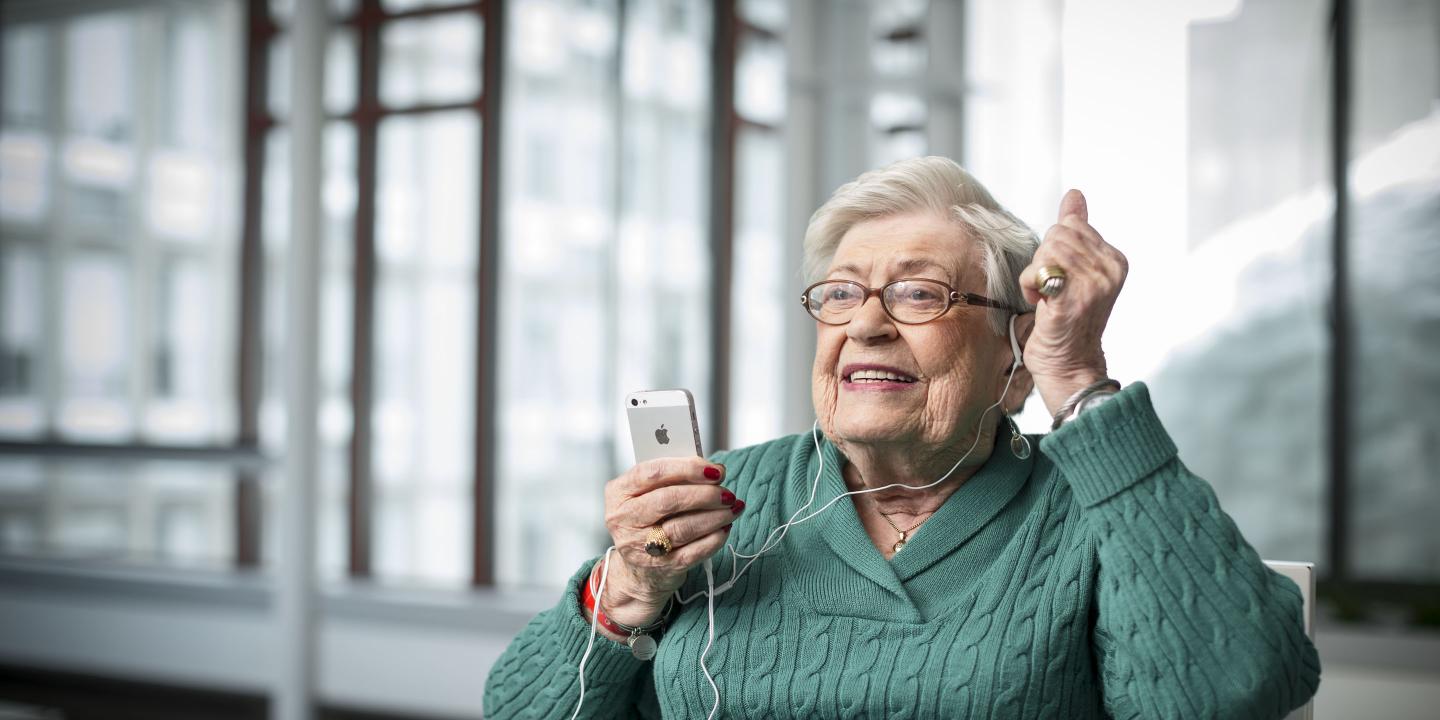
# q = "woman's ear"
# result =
<box><xmin>1001</xmin><ymin>313</ymin><xmax>1037</xmax><ymax>413</ymax></box>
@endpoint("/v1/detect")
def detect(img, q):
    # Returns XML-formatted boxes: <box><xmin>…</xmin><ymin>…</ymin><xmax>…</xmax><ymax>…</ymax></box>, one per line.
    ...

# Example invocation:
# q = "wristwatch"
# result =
<box><xmin>1051</xmin><ymin>379</ymin><xmax>1122</xmax><ymax>430</ymax></box>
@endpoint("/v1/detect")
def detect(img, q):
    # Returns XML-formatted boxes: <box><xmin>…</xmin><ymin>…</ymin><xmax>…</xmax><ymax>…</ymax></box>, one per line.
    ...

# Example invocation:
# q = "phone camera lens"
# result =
<box><xmin>630</xmin><ymin>398</ymin><xmax>638</xmax><ymax>406</ymax></box>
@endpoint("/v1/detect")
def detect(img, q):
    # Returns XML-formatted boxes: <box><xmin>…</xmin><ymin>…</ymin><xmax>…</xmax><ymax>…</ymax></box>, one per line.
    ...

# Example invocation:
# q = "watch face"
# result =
<box><xmin>628</xmin><ymin>633</ymin><xmax>657</xmax><ymax>660</ymax></box>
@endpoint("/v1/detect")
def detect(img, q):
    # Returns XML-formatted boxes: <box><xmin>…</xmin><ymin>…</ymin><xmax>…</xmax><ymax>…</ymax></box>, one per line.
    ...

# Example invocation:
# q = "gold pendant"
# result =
<box><xmin>893</xmin><ymin>540</ymin><xmax>906</xmax><ymax>553</ymax></box>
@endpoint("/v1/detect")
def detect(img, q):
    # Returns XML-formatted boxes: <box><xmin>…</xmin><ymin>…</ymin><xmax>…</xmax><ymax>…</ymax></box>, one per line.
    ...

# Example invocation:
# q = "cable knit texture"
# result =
<box><xmin>484</xmin><ymin>383</ymin><xmax>1321</xmax><ymax>718</ymax></box>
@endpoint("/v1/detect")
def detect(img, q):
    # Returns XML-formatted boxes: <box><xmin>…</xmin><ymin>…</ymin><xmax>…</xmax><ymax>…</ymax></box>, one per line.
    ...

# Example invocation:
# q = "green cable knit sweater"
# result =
<box><xmin>484</xmin><ymin>383</ymin><xmax>1321</xmax><ymax>718</ymax></box>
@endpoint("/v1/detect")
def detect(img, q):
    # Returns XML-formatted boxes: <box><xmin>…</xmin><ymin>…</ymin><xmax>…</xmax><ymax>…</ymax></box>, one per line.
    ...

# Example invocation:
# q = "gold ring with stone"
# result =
<box><xmin>643</xmin><ymin>526</ymin><xmax>673</xmax><ymax>557</ymax></box>
<box><xmin>1036</xmin><ymin>265</ymin><xmax>1068</xmax><ymax>297</ymax></box>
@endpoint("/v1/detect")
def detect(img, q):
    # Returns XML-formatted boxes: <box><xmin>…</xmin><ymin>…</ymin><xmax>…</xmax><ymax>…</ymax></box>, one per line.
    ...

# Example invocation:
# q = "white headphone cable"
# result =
<box><xmin>575</xmin><ymin>314</ymin><xmax>1026</xmax><ymax>717</ymax></box>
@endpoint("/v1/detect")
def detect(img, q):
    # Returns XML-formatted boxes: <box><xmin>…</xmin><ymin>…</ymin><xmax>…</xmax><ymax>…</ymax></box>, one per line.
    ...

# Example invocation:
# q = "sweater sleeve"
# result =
<box><xmin>1039</xmin><ymin>382</ymin><xmax>1322</xmax><ymax>720</ymax></box>
<box><xmin>483</xmin><ymin>558</ymin><xmax>659</xmax><ymax>719</ymax></box>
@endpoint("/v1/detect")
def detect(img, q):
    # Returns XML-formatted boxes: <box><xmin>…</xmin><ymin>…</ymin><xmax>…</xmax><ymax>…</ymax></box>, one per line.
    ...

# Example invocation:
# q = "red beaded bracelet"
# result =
<box><xmin>579</xmin><ymin>563</ymin><xmax>667</xmax><ymax>660</ymax></box>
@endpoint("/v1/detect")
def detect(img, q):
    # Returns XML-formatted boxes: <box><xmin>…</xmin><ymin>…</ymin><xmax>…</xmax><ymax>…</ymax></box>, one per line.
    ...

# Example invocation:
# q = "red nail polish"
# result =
<box><xmin>720</xmin><ymin>490</ymin><xmax>735</xmax><ymax>505</ymax></box>
<box><xmin>703</xmin><ymin>466</ymin><xmax>721</xmax><ymax>480</ymax></box>
<box><xmin>732</xmin><ymin>500</ymin><xmax>746</xmax><ymax>515</ymax></box>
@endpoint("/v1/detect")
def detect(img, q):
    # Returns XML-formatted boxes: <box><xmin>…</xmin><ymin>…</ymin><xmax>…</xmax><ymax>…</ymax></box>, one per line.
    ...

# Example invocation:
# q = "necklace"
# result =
<box><xmin>876</xmin><ymin>509</ymin><xmax>930</xmax><ymax>553</ymax></box>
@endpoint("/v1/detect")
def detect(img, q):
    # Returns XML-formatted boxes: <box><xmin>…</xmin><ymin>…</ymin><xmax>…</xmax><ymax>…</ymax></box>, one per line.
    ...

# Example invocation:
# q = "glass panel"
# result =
<box><xmin>869</xmin><ymin>0</ymin><xmax>928</xmax><ymax>76</ymax></box>
<box><xmin>961</xmin><ymin>0</ymin><xmax>1064</xmax><ymax>228</ymax></box>
<box><xmin>61</xmin><ymin>15</ymin><xmax>139</xmax><ymax>236</ymax></box>
<box><xmin>0</xmin><ymin>131</ymin><xmax>52</xmax><ymax>223</ymax></box>
<box><xmin>259</xmin><ymin>128</ymin><xmax>290</xmax><ymax>450</ymax></box>
<box><xmin>66</xmin><ymin>13</ymin><xmax>135</xmax><ymax>141</ymax></box>
<box><xmin>869</xmin><ymin>92</ymin><xmax>926</xmax><ymax>165</ymax></box>
<box><xmin>164</xmin><ymin>11</ymin><xmax>222</xmax><ymax>152</ymax></box>
<box><xmin>729</xmin><ymin>128</ymin><xmax>786</xmax><ymax>448</ymax></box>
<box><xmin>58</xmin><ymin>252</ymin><xmax>133</xmax><ymax>440</ymax></box>
<box><xmin>0</xmin><ymin>248</ymin><xmax>44</xmax><ymax>436</ymax></box>
<box><xmin>1023</xmin><ymin>0</ymin><xmax>1331</xmax><ymax>568</ymax></box>
<box><xmin>739</xmin><ymin>0</ymin><xmax>787</xmax><ymax>32</ymax></box>
<box><xmin>143</xmin><ymin>255</ymin><xmax>231</xmax><ymax>443</ymax></box>
<box><xmin>327</xmin><ymin>28</ymin><xmax>359</xmax><ymax>116</ymax></box>
<box><xmin>146</xmin><ymin>150</ymin><xmax>218</xmax><ymax>241</ymax></box>
<box><xmin>269</xmin><ymin>0</ymin><xmax>294</xmax><ymax>23</ymax></box>
<box><xmin>318</xmin><ymin>120</ymin><xmax>356</xmax><ymax>580</ymax></box>
<box><xmin>496</xmin><ymin>0</ymin><xmax>638</xmax><ymax>588</ymax></box>
<box><xmin>379</xmin><ymin>13</ymin><xmax>483</xmax><ymax>108</ymax></box>
<box><xmin>381</xmin><ymin>0</ymin><xmax>473</xmax><ymax>12</ymax></box>
<box><xmin>270</xmin><ymin>0</ymin><xmax>361</xmax><ymax>22</ymax></box>
<box><xmin>1347</xmin><ymin>0</ymin><xmax>1440</xmax><ymax>582</ymax></box>
<box><xmin>3</xmin><ymin>24</ymin><xmax>50</xmax><ymax>130</ymax></box>
<box><xmin>268</xmin><ymin>35</ymin><xmax>292</xmax><ymax>119</ymax></box>
<box><xmin>0</xmin><ymin>458</ymin><xmax>233</xmax><ymax>567</ymax></box>
<box><xmin>735</xmin><ymin>32</ymin><xmax>785</xmax><ymax>125</ymax></box>
<box><xmin>372</xmin><ymin>111</ymin><xmax>479</xmax><ymax>585</ymax></box>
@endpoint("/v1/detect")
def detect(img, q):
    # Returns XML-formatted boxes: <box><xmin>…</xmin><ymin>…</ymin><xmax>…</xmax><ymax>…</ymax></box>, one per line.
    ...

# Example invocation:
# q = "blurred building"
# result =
<box><xmin>0</xmin><ymin>0</ymin><xmax>1436</xmax><ymax>718</ymax></box>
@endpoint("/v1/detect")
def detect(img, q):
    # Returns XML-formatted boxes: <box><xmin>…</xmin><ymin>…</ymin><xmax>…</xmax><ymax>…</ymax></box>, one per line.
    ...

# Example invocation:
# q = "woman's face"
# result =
<box><xmin>811</xmin><ymin>212</ymin><xmax>1014</xmax><ymax>451</ymax></box>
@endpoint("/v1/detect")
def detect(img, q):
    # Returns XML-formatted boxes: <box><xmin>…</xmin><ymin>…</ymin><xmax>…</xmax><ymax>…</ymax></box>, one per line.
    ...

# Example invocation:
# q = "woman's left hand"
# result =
<box><xmin>1018</xmin><ymin>189</ymin><xmax>1129</xmax><ymax>416</ymax></box>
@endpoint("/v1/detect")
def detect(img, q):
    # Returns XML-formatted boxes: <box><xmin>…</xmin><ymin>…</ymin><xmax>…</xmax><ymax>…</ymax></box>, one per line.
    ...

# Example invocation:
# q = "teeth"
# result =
<box><xmin>848</xmin><ymin>369</ymin><xmax>915</xmax><ymax>383</ymax></box>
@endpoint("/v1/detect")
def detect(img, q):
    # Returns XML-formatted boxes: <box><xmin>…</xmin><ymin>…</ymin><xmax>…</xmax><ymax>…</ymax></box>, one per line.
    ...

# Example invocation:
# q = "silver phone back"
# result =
<box><xmin>627</xmin><ymin>400</ymin><xmax>703</xmax><ymax>462</ymax></box>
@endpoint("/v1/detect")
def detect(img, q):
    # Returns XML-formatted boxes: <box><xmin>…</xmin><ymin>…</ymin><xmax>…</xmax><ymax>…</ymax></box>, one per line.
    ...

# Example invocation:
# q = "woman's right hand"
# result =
<box><xmin>596</xmin><ymin>457</ymin><xmax>743</xmax><ymax>628</ymax></box>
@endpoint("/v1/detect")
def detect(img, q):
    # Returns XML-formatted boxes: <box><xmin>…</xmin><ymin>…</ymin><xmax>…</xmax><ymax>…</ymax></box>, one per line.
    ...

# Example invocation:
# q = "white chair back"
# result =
<box><xmin>1264</xmin><ymin>560</ymin><xmax>1315</xmax><ymax>720</ymax></box>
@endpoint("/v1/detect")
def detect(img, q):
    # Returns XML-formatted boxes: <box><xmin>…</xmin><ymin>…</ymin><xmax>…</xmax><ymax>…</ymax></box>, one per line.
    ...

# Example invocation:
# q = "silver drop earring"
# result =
<box><xmin>1008</xmin><ymin>414</ymin><xmax>1032</xmax><ymax>460</ymax></box>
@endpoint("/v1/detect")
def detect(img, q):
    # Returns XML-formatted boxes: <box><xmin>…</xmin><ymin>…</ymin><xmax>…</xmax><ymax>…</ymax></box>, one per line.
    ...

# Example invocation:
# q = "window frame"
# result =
<box><xmin>3</xmin><ymin>0</ymin><xmax>1435</xmax><ymax>619</ymax></box>
<box><xmin>243</xmin><ymin>0</ymin><xmax>499</xmax><ymax>583</ymax></box>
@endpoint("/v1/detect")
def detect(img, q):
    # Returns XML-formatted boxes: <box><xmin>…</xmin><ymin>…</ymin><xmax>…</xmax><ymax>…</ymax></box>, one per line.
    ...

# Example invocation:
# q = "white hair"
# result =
<box><xmin>802</xmin><ymin>156</ymin><xmax>1039</xmax><ymax>334</ymax></box>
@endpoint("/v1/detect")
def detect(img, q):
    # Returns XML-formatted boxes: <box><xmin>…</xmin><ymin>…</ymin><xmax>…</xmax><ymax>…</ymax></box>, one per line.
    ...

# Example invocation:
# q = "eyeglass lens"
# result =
<box><xmin>806</xmin><ymin>280</ymin><xmax>951</xmax><ymax>324</ymax></box>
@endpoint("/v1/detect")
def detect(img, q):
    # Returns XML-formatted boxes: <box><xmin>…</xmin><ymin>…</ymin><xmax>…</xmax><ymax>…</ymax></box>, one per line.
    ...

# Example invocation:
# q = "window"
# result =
<box><xmin>1346</xmin><ymin>0</ymin><xmax>1440</xmax><ymax>584</ymax></box>
<box><xmin>255</xmin><ymin>0</ymin><xmax>487</xmax><ymax>586</ymax></box>
<box><xmin>0</xmin><ymin>0</ymin><xmax>245</xmax><ymax>567</ymax></box>
<box><xmin>728</xmin><ymin>1</ymin><xmax>789</xmax><ymax>449</ymax></box>
<box><xmin>4</xmin><ymin>0</ymin><xmax>1430</xmax><ymax>614</ymax></box>
<box><xmin>493</xmin><ymin>0</ymin><xmax>715</xmax><ymax>588</ymax></box>
<box><xmin>970</xmin><ymin>0</ymin><xmax>1440</xmax><ymax>604</ymax></box>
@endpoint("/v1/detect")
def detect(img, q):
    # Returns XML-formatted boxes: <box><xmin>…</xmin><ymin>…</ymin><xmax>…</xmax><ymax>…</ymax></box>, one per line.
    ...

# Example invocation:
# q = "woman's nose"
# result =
<box><xmin>846</xmin><ymin>295</ymin><xmax>898</xmax><ymax>342</ymax></box>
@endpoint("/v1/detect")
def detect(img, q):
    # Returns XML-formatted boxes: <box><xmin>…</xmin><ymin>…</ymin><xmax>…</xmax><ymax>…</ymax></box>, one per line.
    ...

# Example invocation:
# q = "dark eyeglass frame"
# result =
<box><xmin>800</xmin><ymin>277</ymin><xmax>1022</xmax><ymax>326</ymax></box>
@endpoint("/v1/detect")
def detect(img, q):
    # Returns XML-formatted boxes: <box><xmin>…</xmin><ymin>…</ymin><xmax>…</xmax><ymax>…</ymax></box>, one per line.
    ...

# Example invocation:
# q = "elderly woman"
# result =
<box><xmin>484</xmin><ymin>157</ymin><xmax>1321</xmax><ymax>718</ymax></box>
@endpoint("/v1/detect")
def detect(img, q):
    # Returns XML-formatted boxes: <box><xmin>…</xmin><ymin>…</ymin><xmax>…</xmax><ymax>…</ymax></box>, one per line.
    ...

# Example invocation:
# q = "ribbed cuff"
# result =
<box><xmin>553</xmin><ymin>558</ymin><xmax>648</xmax><ymax>684</ymax></box>
<box><xmin>1039</xmin><ymin>382</ymin><xmax>1178</xmax><ymax>507</ymax></box>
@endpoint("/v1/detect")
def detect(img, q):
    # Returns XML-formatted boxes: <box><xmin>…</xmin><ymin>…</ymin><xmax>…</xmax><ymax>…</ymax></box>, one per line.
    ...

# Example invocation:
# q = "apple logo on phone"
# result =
<box><xmin>655</xmin><ymin>424</ymin><xmax>670</xmax><ymax>445</ymax></box>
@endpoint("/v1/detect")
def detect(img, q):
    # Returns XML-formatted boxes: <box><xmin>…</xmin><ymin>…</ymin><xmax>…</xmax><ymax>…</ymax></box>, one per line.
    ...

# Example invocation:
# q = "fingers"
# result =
<box><xmin>609</xmin><ymin>456</ymin><xmax>724</xmax><ymax>499</ymax></box>
<box><xmin>1021</xmin><ymin>200</ymin><xmax>1127</xmax><ymax>306</ymax></box>
<box><xmin>1057</xmin><ymin>188</ymin><xmax>1088</xmax><ymax>223</ymax></box>
<box><xmin>656</xmin><ymin>507</ymin><xmax>735</xmax><ymax>548</ymax></box>
<box><xmin>616</xmin><ymin>483</ymin><xmax>736</xmax><ymax>527</ymax></box>
<box><xmin>667</xmin><ymin>525</ymin><xmax>731</xmax><ymax>567</ymax></box>
<box><xmin>613</xmin><ymin>501</ymin><xmax>742</xmax><ymax>572</ymax></box>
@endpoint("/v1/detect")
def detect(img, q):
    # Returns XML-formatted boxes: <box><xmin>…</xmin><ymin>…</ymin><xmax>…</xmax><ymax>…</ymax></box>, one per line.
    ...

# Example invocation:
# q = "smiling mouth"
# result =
<box><xmin>844</xmin><ymin>368</ymin><xmax>918</xmax><ymax>384</ymax></box>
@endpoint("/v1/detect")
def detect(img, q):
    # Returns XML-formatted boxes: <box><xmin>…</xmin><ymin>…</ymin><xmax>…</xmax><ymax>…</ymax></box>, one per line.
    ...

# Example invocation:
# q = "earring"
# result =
<box><xmin>1007</xmin><ymin>414</ymin><xmax>1032</xmax><ymax>460</ymax></box>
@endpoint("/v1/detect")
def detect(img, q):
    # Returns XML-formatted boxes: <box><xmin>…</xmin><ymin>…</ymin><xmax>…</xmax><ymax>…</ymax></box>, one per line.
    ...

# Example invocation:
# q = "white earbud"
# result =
<box><xmin>1007</xmin><ymin>313</ymin><xmax>1024</xmax><ymax>373</ymax></box>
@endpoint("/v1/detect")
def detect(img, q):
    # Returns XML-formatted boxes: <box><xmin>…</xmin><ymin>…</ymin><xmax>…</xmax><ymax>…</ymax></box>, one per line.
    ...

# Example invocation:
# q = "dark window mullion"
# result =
<box><xmin>472</xmin><ymin>0</ymin><xmax>504</xmax><ymax>587</ymax></box>
<box><xmin>348</xmin><ymin>0</ymin><xmax>384</xmax><ymax>579</ymax></box>
<box><xmin>235</xmin><ymin>0</ymin><xmax>274</xmax><ymax>570</ymax></box>
<box><xmin>709</xmin><ymin>0</ymin><xmax>738</xmax><ymax>453</ymax></box>
<box><xmin>1325</xmin><ymin>0</ymin><xmax>1352</xmax><ymax>587</ymax></box>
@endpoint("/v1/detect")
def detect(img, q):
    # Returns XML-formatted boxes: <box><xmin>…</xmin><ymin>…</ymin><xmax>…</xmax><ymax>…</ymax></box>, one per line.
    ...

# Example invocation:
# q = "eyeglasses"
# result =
<box><xmin>800</xmin><ymin>278</ymin><xmax>1020</xmax><ymax>326</ymax></box>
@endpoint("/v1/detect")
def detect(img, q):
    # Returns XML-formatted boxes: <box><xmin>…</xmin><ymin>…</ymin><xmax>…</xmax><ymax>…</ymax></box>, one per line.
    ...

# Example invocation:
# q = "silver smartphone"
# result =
<box><xmin>626</xmin><ymin>389</ymin><xmax>703</xmax><ymax>462</ymax></box>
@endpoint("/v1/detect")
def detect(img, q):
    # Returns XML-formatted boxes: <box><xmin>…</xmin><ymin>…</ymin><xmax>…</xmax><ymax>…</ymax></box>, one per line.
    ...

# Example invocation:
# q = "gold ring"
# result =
<box><xmin>643</xmin><ymin>526</ymin><xmax>673</xmax><ymax>556</ymax></box>
<box><xmin>1035</xmin><ymin>265</ymin><xmax>1067</xmax><ymax>297</ymax></box>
